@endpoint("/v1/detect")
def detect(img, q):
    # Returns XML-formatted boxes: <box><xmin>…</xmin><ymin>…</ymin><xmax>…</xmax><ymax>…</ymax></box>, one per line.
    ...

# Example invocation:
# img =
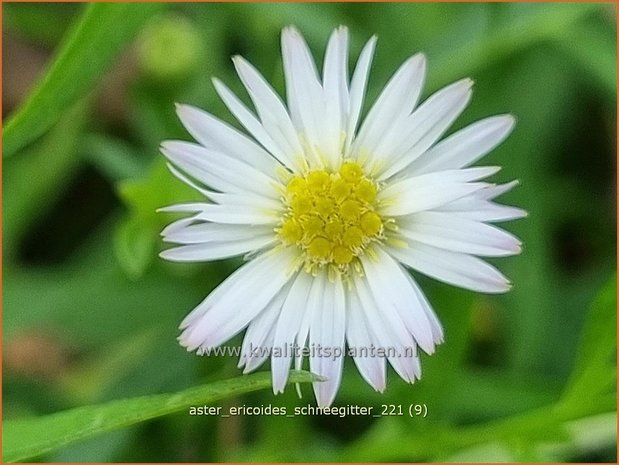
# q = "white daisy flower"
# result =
<box><xmin>159</xmin><ymin>26</ymin><xmax>525</xmax><ymax>407</ymax></box>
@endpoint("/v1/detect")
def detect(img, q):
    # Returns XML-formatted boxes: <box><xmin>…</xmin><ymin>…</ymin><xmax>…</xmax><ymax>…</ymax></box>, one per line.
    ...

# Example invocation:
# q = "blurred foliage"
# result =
<box><xmin>2</xmin><ymin>2</ymin><xmax>616</xmax><ymax>463</ymax></box>
<box><xmin>3</xmin><ymin>3</ymin><xmax>165</xmax><ymax>157</ymax></box>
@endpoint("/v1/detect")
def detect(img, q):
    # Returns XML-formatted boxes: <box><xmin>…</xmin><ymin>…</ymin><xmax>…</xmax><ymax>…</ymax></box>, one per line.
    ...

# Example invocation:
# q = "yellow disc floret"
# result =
<box><xmin>277</xmin><ymin>161</ymin><xmax>384</xmax><ymax>275</ymax></box>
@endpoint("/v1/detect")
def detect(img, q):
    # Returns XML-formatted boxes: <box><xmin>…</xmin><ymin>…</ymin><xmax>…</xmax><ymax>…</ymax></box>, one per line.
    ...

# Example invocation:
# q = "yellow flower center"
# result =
<box><xmin>278</xmin><ymin>161</ymin><xmax>384</xmax><ymax>274</ymax></box>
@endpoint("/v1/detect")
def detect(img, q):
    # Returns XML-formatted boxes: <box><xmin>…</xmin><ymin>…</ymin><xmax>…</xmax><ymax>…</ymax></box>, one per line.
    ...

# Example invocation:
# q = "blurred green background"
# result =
<box><xmin>2</xmin><ymin>2</ymin><xmax>617</xmax><ymax>462</ymax></box>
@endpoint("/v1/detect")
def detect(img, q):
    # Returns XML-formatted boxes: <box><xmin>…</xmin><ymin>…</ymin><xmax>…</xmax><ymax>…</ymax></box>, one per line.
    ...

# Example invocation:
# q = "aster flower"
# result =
<box><xmin>159</xmin><ymin>26</ymin><xmax>525</xmax><ymax>407</ymax></box>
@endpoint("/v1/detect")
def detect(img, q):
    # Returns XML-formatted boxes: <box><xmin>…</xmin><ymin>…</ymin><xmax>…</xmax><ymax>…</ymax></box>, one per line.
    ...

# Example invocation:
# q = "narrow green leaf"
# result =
<box><xmin>429</xmin><ymin>3</ymin><xmax>601</xmax><ymax>90</ymax></box>
<box><xmin>81</xmin><ymin>133</ymin><xmax>147</xmax><ymax>181</ymax></box>
<box><xmin>3</xmin><ymin>100</ymin><xmax>89</xmax><ymax>256</ymax></box>
<box><xmin>3</xmin><ymin>371</ymin><xmax>322</xmax><ymax>463</ymax></box>
<box><xmin>3</xmin><ymin>2</ymin><xmax>165</xmax><ymax>158</ymax></box>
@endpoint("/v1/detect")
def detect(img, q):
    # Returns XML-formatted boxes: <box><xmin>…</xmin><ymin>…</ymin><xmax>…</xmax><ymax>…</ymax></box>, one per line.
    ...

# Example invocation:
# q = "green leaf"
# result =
<box><xmin>3</xmin><ymin>2</ymin><xmax>165</xmax><ymax>158</ymax></box>
<box><xmin>117</xmin><ymin>159</ymin><xmax>200</xmax><ymax>223</ymax></box>
<box><xmin>113</xmin><ymin>159</ymin><xmax>201</xmax><ymax>277</ymax></box>
<box><xmin>3</xmin><ymin>3</ymin><xmax>76</xmax><ymax>47</ymax></box>
<box><xmin>569</xmin><ymin>275</ymin><xmax>617</xmax><ymax>380</ymax></box>
<box><xmin>113</xmin><ymin>216</ymin><xmax>158</xmax><ymax>280</ymax></box>
<box><xmin>559</xmin><ymin>274</ymin><xmax>617</xmax><ymax>415</ymax></box>
<box><xmin>554</xmin><ymin>18</ymin><xmax>617</xmax><ymax>99</ymax></box>
<box><xmin>2</xmin><ymin>100</ymin><xmax>89</xmax><ymax>256</ymax></box>
<box><xmin>428</xmin><ymin>3</ymin><xmax>602</xmax><ymax>90</ymax></box>
<box><xmin>81</xmin><ymin>133</ymin><xmax>147</xmax><ymax>182</ymax></box>
<box><xmin>3</xmin><ymin>371</ymin><xmax>322</xmax><ymax>463</ymax></box>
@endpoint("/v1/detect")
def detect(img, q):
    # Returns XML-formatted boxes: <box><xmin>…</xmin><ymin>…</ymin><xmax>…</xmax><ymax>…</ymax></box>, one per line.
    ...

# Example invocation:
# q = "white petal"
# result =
<box><xmin>175</xmin><ymin>103</ymin><xmax>282</xmax><ymax>175</ymax></box>
<box><xmin>441</xmin><ymin>201</ymin><xmax>528</xmax><ymax>223</ymax></box>
<box><xmin>232</xmin><ymin>56</ymin><xmax>305</xmax><ymax>169</ymax></box>
<box><xmin>213</xmin><ymin>78</ymin><xmax>300</xmax><ymax>171</ymax></box>
<box><xmin>166</xmin><ymin>161</ymin><xmax>282</xmax><ymax>216</ymax></box>
<box><xmin>387</xmin><ymin>242</ymin><xmax>511</xmax><ymax>294</ymax></box>
<box><xmin>309</xmin><ymin>274</ymin><xmax>346</xmax><ymax>407</ymax></box>
<box><xmin>240</xmin><ymin>284</ymin><xmax>290</xmax><ymax>372</ymax></box>
<box><xmin>380</xmin><ymin>181</ymin><xmax>489</xmax><ymax>217</ymax></box>
<box><xmin>207</xmin><ymin>192</ymin><xmax>282</xmax><ymax>212</ymax></box>
<box><xmin>436</xmin><ymin>181</ymin><xmax>525</xmax><ymax>221</ymax></box>
<box><xmin>177</xmin><ymin>248</ymin><xmax>297</xmax><ymax>350</ymax></box>
<box><xmin>281</xmin><ymin>26</ymin><xmax>328</xmax><ymax>168</ymax></box>
<box><xmin>165</xmin><ymin>163</ymin><xmax>282</xmax><ymax>212</ymax></box>
<box><xmin>353</xmin><ymin>273</ymin><xmax>420</xmax><ymax>383</ymax></box>
<box><xmin>161</xmin><ymin>141</ymin><xmax>279</xmax><ymax>199</ymax></box>
<box><xmin>396</xmin><ymin>211</ymin><xmax>522</xmax><ymax>257</ymax></box>
<box><xmin>474</xmin><ymin>180</ymin><xmax>520</xmax><ymax>200</ymax></box>
<box><xmin>345</xmin><ymin>35</ymin><xmax>377</xmax><ymax>154</ymax></box>
<box><xmin>353</xmin><ymin>272</ymin><xmax>414</xmax><ymax>349</ymax></box>
<box><xmin>165</xmin><ymin>162</ymin><xmax>218</xmax><ymax>200</ymax></box>
<box><xmin>347</xmin><ymin>287</ymin><xmax>387</xmax><ymax>392</ymax></box>
<box><xmin>361</xmin><ymin>248</ymin><xmax>436</xmax><ymax>354</ymax></box>
<box><xmin>408</xmin><ymin>115</ymin><xmax>516</xmax><ymax>175</ymax></box>
<box><xmin>160</xmin><ymin>215</ymin><xmax>201</xmax><ymax>237</ymax></box>
<box><xmin>322</xmin><ymin>26</ymin><xmax>349</xmax><ymax>163</ymax></box>
<box><xmin>271</xmin><ymin>271</ymin><xmax>313</xmax><ymax>393</ymax></box>
<box><xmin>160</xmin><ymin>201</ymin><xmax>280</xmax><ymax>227</ymax></box>
<box><xmin>293</xmin><ymin>271</ymin><xmax>325</xmax><ymax>376</ymax></box>
<box><xmin>401</xmin><ymin>272</ymin><xmax>444</xmax><ymax>344</ymax></box>
<box><xmin>162</xmin><ymin>222</ymin><xmax>273</xmax><ymax>245</ymax></box>
<box><xmin>160</xmin><ymin>235</ymin><xmax>276</xmax><ymax>262</ymax></box>
<box><xmin>446</xmin><ymin>201</ymin><xmax>528</xmax><ymax>222</ymax></box>
<box><xmin>390</xmin><ymin>166</ymin><xmax>501</xmax><ymax>188</ymax></box>
<box><xmin>241</xmin><ymin>326</ymin><xmax>274</xmax><ymax>373</ymax></box>
<box><xmin>378</xmin><ymin>79</ymin><xmax>473</xmax><ymax>180</ymax></box>
<box><xmin>378</xmin><ymin>167</ymin><xmax>498</xmax><ymax>216</ymax></box>
<box><xmin>189</xmin><ymin>203</ymin><xmax>278</xmax><ymax>225</ymax></box>
<box><xmin>353</xmin><ymin>54</ymin><xmax>427</xmax><ymax>167</ymax></box>
<box><xmin>158</xmin><ymin>203</ymin><xmax>211</xmax><ymax>213</ymax></box>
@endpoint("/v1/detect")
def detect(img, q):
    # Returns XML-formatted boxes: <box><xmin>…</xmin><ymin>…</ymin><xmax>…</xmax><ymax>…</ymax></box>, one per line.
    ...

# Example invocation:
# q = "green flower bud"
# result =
<box><xmin>137</xmin><ymin>15</ymin><xmax>202</xmax><ymax>82</ymax></box>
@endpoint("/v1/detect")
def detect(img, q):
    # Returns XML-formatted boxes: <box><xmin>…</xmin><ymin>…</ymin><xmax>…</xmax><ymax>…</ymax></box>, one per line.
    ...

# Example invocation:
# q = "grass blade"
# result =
<box><xmin>3</xmin><ymin>3</ymin><xmax>165</xmax><ymax>157</ymax></box>
<box><xmin>3</xmin><ymin>370</ymin><xmax>322</xmax><ymax>462</ymax></box>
